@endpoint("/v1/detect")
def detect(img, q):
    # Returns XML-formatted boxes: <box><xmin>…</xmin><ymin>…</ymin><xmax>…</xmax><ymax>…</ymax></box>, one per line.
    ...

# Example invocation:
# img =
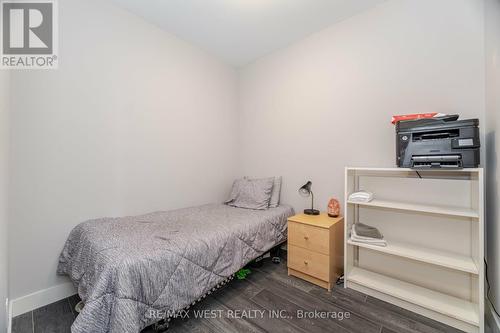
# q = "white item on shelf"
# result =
<box><xmin>354</xmin><ymin>222</ymin><xmax>383</xmax><ymax>239</ymax></box>
<box><xmin>350</xmin><ymin>224</ymin><xmax>387</xmax><ymax>247</ymax></box>
<box><xmin>348</xmin><ymin>190</ymin><xmax>374</xmax><ymax>203</ymax></box>
<box><xmin>350</xmin><ymin>238</ymin><xmax>387</xmax><ymax>247</ymax></box>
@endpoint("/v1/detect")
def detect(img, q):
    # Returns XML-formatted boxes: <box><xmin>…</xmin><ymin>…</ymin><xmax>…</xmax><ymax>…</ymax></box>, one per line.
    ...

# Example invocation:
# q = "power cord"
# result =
<box><xmin>485</xmin><ymin>258</ymin><xmax>500</xmax><ymax>318</ymax></box>
<box><xmin>415</xmin><ymin>171</ymin><xmax>422</xmax><ymax>179</ymax></box>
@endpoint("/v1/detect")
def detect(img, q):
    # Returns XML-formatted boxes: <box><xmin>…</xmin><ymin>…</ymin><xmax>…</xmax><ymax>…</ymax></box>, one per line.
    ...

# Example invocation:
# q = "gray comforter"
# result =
<box><xmin>57</xmin><ymin>204</ymin><xmax>294</xmax><ymax>333</ymax></box>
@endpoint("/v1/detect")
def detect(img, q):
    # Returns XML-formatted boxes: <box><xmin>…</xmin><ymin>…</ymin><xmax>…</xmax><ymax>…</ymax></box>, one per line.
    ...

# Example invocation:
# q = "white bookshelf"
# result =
<box><xmin>344</xmin><ymin>167</ymin><xmax>484</xmax><ymax>333</ymax></box>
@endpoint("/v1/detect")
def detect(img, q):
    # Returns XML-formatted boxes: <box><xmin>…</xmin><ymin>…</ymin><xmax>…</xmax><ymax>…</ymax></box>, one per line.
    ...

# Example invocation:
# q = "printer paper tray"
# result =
<box><xmin>411</xmin><ymin>155</ymin><xmax>462</xmax><ymax>169</ymax></box>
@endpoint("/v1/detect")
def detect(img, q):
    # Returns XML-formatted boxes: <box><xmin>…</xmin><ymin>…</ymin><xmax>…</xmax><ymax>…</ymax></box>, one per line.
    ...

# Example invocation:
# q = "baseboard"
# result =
<box><xmin>487</xmin><ymin>299</ymin><xmax>500</xmax><ymax>333</ymax></box>
<box><xmin>9</xmin><ymin>282</ymin><xmax>76</xmax><ymax>318</ymax></box>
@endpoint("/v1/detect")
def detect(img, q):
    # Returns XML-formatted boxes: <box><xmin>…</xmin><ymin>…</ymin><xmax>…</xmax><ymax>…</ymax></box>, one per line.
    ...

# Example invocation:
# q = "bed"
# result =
<box><xmin>57</xmin><ymin>203</ymin><xmax>294</xmax><ymax>333</ymax></box>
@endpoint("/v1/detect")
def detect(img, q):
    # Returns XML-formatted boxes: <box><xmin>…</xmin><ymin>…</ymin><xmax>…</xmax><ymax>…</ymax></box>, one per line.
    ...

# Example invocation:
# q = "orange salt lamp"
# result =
<box><xmin>327</xmin><ymin>198</ymin><xmax>340</xmax><ymax>218</ymax></box>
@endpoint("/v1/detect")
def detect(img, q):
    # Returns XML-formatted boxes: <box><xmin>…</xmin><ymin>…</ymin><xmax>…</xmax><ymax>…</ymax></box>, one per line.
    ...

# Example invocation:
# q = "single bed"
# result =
<box><xmin>57</xmin><ymin>203</ymin><xmax>294</xmax><ymax>333</ymax></box>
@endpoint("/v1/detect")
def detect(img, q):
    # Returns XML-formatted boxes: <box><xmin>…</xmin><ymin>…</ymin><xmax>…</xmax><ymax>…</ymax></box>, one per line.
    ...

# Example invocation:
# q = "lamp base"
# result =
<box><xmin>304</xmin><ymin>209</ymin><xmax>320</xmax><ymax>215</ymax></box>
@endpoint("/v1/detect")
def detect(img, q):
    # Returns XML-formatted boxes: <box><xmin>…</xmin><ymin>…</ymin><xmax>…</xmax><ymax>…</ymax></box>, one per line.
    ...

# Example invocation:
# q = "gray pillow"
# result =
<box><xmin>268</xmin><ymin>176</ymin><xmax>282</xmax><ymax>208</ymax></box>
<box><xmin>243</xmin><ymin>176</ymin><xmax>282</xmax><ymax>208</ymax></box>
<box><xmin>226</xmin><ymin>177</ymin><xmax>274</xmax><ymax>210</ymax></box>
<box><xmin>225</xmin><ymin>178</ymin><xmax>246</xmax><ymax>204</ymax></box>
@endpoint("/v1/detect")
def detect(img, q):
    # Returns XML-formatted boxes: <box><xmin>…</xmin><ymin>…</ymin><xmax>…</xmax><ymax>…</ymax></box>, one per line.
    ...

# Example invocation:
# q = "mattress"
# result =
<box><xmin>57</xmin><ymin>203</ymin><xmax>294</xmax><ymax>333</ymax></box>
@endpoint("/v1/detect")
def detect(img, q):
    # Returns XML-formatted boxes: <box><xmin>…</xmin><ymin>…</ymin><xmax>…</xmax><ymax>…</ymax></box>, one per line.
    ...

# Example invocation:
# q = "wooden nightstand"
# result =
<box><xmin>287</xmin><ymin>213</ymin><xmax>344</xmax><ymax>291</ymax></box>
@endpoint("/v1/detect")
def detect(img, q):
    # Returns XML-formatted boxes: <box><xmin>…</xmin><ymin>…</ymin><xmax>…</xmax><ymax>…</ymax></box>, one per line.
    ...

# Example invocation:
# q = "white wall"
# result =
<box><xmin>8</xmin><ymin>0</ymin><xmax>238</xmax><ymax>301</ymax></box>
<box><xmin>485</xmin><ymin>0</ymin><xmax>500</xmax><ymax>330</ymax></box>
<box><xmin>0</xmin><ymin>72</ymin><xmax>10</xmax><ymax>332</ymax></box>
<box><xmin>238</xmin><ymin>0</ymin><xmax>485</xmax><ymax>213</ymax></box>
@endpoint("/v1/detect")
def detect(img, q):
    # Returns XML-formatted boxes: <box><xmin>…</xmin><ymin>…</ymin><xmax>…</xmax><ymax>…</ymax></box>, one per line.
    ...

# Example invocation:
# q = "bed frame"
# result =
<box><xmin>151</xmin><ymin>244</ymin><xmax>284</xmax><ymax>332</ymax></box>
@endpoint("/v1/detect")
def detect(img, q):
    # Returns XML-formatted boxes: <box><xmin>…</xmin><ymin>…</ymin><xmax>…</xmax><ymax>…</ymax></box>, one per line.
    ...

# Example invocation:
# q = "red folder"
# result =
<box><xmin>391</xmin><ymin>113</ymin><xmax>444</xmax><ymax>125</ymax></box>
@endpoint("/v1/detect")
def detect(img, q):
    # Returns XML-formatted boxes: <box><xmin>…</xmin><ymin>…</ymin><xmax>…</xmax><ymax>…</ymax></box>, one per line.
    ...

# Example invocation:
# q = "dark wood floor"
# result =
<box><xmin>12</xmin><ymin>257</ymin><xmax>464</xmax><ymax>333</ymax></box>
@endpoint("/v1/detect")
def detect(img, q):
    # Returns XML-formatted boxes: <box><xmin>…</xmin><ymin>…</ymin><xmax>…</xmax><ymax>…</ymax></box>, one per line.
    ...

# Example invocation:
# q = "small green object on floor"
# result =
<box><xmin>236</xmin><ymin>268</ymin><xmax>251</xmax><ymax>280</ymax></box>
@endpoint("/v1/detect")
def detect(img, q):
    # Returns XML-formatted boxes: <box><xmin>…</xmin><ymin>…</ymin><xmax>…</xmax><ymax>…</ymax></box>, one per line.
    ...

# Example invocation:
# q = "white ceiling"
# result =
<box><xmin>109</xmin><ymin>0</ymin><xmax>387</xmax><ymax>67</ymax></box>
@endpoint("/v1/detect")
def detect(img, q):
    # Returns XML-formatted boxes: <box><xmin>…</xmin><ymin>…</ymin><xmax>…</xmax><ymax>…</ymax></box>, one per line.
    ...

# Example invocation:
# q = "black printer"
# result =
<box><xmin>396</xmin><ymin>115</ymin><xmax>480</xmax><ymax>169</ymax></box>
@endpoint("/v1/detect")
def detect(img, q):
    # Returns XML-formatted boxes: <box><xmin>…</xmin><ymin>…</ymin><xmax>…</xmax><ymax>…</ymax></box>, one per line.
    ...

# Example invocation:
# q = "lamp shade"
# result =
<box><xmin>299</xmin><ymin>181</ymin><xmax>312</xmax><ymax>197</ymax></box>
<box><xmin>298</xmin><ymin>181</ymin><xmax>319</xmax><ymax>215</ymax></box>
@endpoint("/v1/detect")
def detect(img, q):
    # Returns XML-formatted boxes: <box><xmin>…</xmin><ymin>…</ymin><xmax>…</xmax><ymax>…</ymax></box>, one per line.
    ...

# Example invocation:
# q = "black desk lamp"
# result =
<box><xmin>299</xmin><ymin>181</ymin><xmax>320</xmax><ymax>215</ymax></box>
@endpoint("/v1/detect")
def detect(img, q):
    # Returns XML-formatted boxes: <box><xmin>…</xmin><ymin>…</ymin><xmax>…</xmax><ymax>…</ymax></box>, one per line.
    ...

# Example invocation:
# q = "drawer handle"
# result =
<box><xmin>304</xmin><ymin>236</ymin><xmax>309</xmax><ymax>240</ymax></box>
<box><xmin>304</xmin><ymin>260</ymin><xmax>308</xmax><ymax>265</ymax></box>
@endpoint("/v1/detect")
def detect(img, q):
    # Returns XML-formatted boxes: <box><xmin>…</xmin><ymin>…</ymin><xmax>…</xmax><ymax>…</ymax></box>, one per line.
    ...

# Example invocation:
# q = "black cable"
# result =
<box><xmin>485</xmin><ymin>258</ymin><xmax>500</xmax><ymax>318</ymax></box>
<box><xmin>415</xmin><ymin>171</ymin><xmax>422</xmax><ymax>179</ymax></box>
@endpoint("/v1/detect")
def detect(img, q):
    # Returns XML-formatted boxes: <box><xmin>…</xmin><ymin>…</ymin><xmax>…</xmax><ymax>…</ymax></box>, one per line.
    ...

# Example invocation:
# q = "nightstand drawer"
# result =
<box><xmin>288</xmin><ymin>245</ymin><xmax>329</xmax><ymax>281</ymax></box>
<box><xmin>288</xmin><ymin>221</ymin><xmax>329</xmax><ymax>255</ymax></box>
